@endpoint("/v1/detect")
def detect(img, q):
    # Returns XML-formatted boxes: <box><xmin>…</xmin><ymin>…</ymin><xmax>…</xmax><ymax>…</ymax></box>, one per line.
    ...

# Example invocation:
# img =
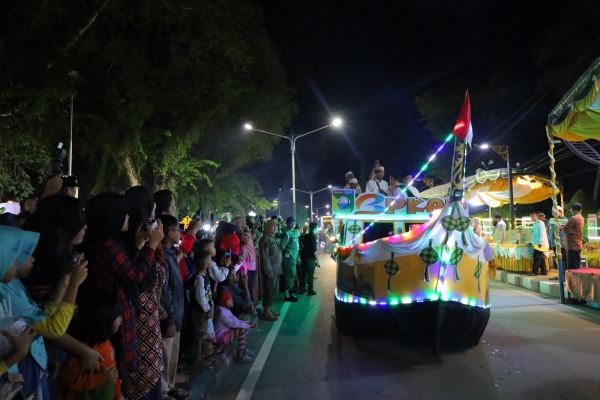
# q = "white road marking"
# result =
<box><xmin>235</xmin><ymin>301</ymin><xmax>291</xmax><ymax>400</ymax></box>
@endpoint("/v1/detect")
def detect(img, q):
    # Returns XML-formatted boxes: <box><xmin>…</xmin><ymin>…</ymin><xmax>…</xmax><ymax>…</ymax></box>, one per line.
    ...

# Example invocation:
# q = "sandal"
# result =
<box><xmin>174</xmin><ymin>373</ymin><xmax>189</xmax><ymax>384</ymax></box>
<box><xmin>167</xmin><ymin>388</ymin><xmax>189</xmax><ymax>400</ymax></box>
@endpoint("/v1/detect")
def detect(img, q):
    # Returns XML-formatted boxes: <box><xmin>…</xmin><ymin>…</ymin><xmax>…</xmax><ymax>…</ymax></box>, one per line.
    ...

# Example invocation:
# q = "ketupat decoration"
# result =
<box><xmin>474</xmin><ymin>256</ymin><xmax>483</xmax><ymax>292</ymax></box>
<box><xmin>384</xmin><ymin>252</ymin><xmax>400</xmax><ymax>293</ymax></box>
<box><xmin>441</xmin><ymin>214</ymin><xmax>471</xmax><ymax>246</ymax></box>
<box><xmin>418</xmin><ymin>239</ymin><xmax>440</xmax><ymax>282</ymax></box>
<box><xmin>448</xmin><ymin>242</ymin><xmax>464</xmax><ymax>282</ymax></box>
<box><xmin>348</xmin><ymin>222</ymin><xmax>362</xmax><ymax>242</ymax></box>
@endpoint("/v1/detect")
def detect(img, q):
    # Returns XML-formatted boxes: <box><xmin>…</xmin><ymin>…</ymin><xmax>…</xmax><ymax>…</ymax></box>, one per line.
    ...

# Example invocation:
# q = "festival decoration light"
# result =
<box><xmin>343</xmin><ymin>133</ymin><xmax>455</xmax><ymax>246</ymax></box>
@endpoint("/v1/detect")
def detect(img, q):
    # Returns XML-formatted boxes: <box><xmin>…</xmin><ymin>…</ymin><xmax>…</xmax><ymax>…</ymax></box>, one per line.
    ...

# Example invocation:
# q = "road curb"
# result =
<box><xmin>493</xmin><ymin>269</ymin><xmax>569</xmax><ymax>299</ymax></box>
<box><xmin>185</xmin><ymin>344</ymin><xmax>236</xmax><ymax>399</ymax></box>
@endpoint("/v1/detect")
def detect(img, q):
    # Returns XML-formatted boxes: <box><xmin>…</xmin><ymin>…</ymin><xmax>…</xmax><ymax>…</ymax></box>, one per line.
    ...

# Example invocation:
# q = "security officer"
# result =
<box><xmin>280</xmin><ymin>217</ymin><xmax>300</xmax><ymax>302</ymax></box>
<box><xmin>259</xmin><ymin>219</ymin><xmax>282</xmax><ymax>321</ymax></box>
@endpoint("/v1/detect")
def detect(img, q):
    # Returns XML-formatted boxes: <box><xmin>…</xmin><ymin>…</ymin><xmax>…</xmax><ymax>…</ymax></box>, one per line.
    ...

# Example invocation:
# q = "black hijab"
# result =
<box><xmin>83</xmin><ymin>192</ymin><xmax>129</xmax><ymax>249</ymax></box>
<box><xmin>123</xmin><ymin>186</ymin><xmax>158</xmax><ymax>296</ymax></box>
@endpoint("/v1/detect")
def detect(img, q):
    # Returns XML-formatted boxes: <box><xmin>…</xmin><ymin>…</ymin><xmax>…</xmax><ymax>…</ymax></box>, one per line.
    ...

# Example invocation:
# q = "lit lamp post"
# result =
<box><xmin>244</xmin><ymin>119</ymin><xmax>342</xmax><ymax>218</ymax></box>
<box><xmin>480</xmin><ymin>144</ymin><xmax>515</xmax><ymax>229</ymax></box>
<box><xmin>295</xmin><ymin>186</ymin><xmax>332</xmax><ymax>222</ymax></box>
<box><xmin>314</xmin><ymin>204</ymin><xmax>330</xmax><ymax>219</ymax></box>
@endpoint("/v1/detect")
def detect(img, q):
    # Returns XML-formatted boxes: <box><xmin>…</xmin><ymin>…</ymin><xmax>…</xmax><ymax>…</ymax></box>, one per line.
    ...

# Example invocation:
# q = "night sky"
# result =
<box><xmin>245</xmin><ymin>0</ymin><xmax>598</xmax><ymax>211</ymax></box>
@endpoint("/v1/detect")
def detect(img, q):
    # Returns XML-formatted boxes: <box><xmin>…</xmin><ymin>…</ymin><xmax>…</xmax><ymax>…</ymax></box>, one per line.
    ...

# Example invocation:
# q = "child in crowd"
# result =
<box><xmin>189</xmin><ymin>250</ymin><xmax>215</xmax><ymax>365</ymax></box>
<box><xmin>156</xmin><ymin>214</ymin><xmax>188</xmax><ymax>399</ymax></box>
<box><xmin>0</xmin><ymin>226</ymin><xmax>88</xmax><ymax>399</ymax></box>
<box><xmin>214</xmin><ymin>291</ymin><xmax>256</xmax><ymax>363</ymax></box>
<box><xmin>60</xmin><ymin>295</ymin><xmax>124</xmax><ymax>400</ymax></box>
<box><xmin>217</xmin><ymin>267</ymin><xmax>252</xmax><ymax>318</ymax></box>
<box><xmin>218</xmin><ymin>224</ymin><xmax>241</xmax><ymax>263</ymax></box>
<box><xmin>195</xmin><ymin>239</ymin><xmax>229</xmax><ymax>286</ymax></box>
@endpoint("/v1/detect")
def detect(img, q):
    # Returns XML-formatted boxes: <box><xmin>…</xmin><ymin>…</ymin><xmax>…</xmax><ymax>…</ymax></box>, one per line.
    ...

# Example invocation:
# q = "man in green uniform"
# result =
<box><xmin>280</xmin><ymin>217</ymin><xmax>300</xmax><ymax>302</ymax></box>
<box><xmin>259</xmin><ymin>219</ymin><xmax>282</xmax><ymax>321</ymax></box>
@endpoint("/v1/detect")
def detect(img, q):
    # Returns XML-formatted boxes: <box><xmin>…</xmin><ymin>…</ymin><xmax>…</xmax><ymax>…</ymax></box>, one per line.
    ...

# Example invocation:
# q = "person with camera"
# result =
<box><xmin>259</xmin><ymin>220</ymin><xmax>282</xmax><ymax>321</ymax></box>
<box><xmin>154</xmin><ymin>189</ymin><xmax>202</xmax><ymax>281</ymax></box>
<box><xmin>78</xmin><ymin>192</ymin><xmax>164</xmax><ymax>398</ymax></box>
<box><xmin>366</xmin><ymin>161</ymin><xmax>389</xmax><ymax>195</ymax></box>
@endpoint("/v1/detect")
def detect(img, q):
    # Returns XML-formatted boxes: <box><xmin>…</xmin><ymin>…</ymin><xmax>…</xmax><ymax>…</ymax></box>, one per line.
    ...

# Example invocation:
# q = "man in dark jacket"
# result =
<box><xmin>157</xmin><ymin>215</ymin><xmax>188</xmax><ymax>398</ymax></box>
<box><xmin>299</xmin><ymin>222</ymin><xmax>320</xmax><ymax>295</ymax></box>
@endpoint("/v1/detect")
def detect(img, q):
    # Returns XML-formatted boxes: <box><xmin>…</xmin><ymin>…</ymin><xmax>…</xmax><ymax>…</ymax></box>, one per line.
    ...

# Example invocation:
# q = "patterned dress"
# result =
<box><xmin>82</xmin><ymin>239</ymin><xmax>155</xmax><ymax>376</ymax></box>
<box><xmin>121</xmin><ymin>264</ymin><xmax>165</xmax><ymax>399</ymax></box>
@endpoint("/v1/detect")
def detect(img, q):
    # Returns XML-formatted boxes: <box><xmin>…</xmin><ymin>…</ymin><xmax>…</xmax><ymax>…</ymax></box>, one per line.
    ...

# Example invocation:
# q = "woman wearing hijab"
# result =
<box><xmin>0</xmin><ymin>226</ymin><xmax>88</xmax><ymax>399</ymax></box>
<box><xmin>21</xmin><ymin>194</ymin><xmax>87</xmax><ymax>305</ymax></box>
<box><xmin>120</xmin><ymin>187</ymin><xmax>170</xmax><ymax>400</ymax></box>
<box><xmin>79</xmin><ymin>192</ymin><xmax>164</xmax><ymax>394</ymax></box>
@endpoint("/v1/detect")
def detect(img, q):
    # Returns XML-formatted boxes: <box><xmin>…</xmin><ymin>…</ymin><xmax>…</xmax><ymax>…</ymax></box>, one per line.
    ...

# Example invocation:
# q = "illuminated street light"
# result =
<box><xmin>295</xmin><ymin>186</ymin><xmax>332</xmax><ymax>222</ymax></box>
<box><xmin>243</xmin><ymin>121</ymin><xmax>342</xmax><ymax>218</ymax></box>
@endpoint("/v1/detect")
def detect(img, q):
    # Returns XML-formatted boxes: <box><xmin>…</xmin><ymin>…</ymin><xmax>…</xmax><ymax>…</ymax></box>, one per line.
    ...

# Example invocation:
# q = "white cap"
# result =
<box><xmin>345</xmin><ymin>171</ymin><xmax>353</xmax><ymax>178</ymax></box>
<box><xmin>349</xmin><ymin>178</ymin><xmax>358</xmax><ymax>184</ymax></box>
<box><xmin>375</xmin><ymin>166</ymin><xmax>384</xmax><ymax>171</ymax></box>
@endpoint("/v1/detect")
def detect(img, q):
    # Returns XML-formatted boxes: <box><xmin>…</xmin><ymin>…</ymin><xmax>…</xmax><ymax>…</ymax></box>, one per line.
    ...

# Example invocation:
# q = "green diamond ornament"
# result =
<box><xmin>418</xmin><ymin>239</ymin><xmax>439</xmax><ymax>282</ymax></box>
<box><xmin>448</xmin><ymin>243</ymin><xmax>464</xmax><ymax>282</ymax></box>
<box><xmin>384</xmin><ymin>254</ymin><xmax>400</xmax><ymax>293</ymax></box>
<box><xmin>348</xmin><ymin>223</ymin><xmax>361</xmax><ymax>235</ymax></box>
<box><xmin>474</xmin><ymin>256</ymin><xmax>483</xmax><ymax>293</ymax></box>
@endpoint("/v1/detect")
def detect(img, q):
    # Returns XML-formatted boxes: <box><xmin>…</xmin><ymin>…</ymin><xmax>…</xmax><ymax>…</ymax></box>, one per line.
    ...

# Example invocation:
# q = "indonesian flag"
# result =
<box><xmin>453</xmin><ymin>92</ymin><xmax>473</xmax><ymax>147</ymax></box>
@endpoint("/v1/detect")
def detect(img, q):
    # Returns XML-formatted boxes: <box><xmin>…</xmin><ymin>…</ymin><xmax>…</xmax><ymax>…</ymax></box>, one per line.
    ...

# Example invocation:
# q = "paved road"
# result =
<box><xmin>209</xmin><ymin>254</ymin><xmax>600</xmax><ymax>400</ymax></box>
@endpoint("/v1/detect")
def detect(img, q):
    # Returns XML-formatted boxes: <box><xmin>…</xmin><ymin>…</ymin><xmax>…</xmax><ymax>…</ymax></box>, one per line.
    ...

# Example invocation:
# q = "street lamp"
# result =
<box><xmin>244</xmin><ymin>119</ymin><xmax>342</xmax><ymax>218</ymax></box>
<box><xmin>478</xmin><ymin>143</ymin><xmax>514</xmax><ymax>229</ymax></box>
<box><xmin>68</xmin><ymin>71</ymin><xmax>79</xmax><ymax>177</ymax></box>
<box><xmin>294</xmin><ymin>185</ymin><xmax>332</xmax><ymax>222</ymax></box>
<box><xmin>314</xmin><ymin>205</ymin><xmax>330</xmax><ymax>219</ymax></box>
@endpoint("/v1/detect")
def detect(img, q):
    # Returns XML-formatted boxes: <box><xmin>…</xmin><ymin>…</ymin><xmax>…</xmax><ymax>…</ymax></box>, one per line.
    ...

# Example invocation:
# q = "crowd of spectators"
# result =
<box><xmin>0</xmin><ymin>180</ymin><xmax>316</xmax><ymax>399</ymax></box>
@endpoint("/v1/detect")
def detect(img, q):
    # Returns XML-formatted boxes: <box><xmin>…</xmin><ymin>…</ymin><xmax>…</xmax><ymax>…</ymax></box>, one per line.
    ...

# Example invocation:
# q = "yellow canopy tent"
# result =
<box><xmin>546</xmin><ymin>54</ymin><xmax>600</xmax><ymax>304</ymax></box>
<box><xmin>419</xmin><ymin>168</ymin><xmax>555</xmax><ymax>207</ymax></box>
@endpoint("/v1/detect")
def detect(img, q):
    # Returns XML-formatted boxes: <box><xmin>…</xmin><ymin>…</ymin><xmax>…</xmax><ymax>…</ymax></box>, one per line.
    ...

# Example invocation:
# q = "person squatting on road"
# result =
<box><xmin>213</xmin><ymin>291</ymin><xmax>256</xmax><ymax>363</ymax></box>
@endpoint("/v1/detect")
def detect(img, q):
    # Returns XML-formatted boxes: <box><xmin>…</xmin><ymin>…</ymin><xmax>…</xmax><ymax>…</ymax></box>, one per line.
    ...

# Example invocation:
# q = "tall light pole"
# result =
<box><xmin>278</xmin><ymin>188</ymin><xmax>281</xmax><ymax>216</ymax></box>
<box><xmin>480</xmin><ymin>144</ymin><xmax>514</xmax><ymax>229</ymax></box>
<box><xmin>68</xmin><ymin>71</ymin><xmax>79</xmax><ymax>176</ymax></box>
<box><xmin>314</xmin><ymin>204</ymin><xmax>330</xmax><ymax>219</ymax></box>
<box><xmin>245</xmin><ymin>119</ymin><xmax>342</xmax><ymax>218</ymax></box>
<box><xmin>295</xmin><ymin>185</ymin><xmax>332</xmax><ymax>222</ymax></box>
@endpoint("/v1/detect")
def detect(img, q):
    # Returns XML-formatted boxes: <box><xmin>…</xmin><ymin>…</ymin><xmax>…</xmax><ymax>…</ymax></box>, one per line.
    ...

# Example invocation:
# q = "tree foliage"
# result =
<box><xmin>0</xmin><ymin>0</ymin><xmax>297</xmax><ymax>210</ymax></box>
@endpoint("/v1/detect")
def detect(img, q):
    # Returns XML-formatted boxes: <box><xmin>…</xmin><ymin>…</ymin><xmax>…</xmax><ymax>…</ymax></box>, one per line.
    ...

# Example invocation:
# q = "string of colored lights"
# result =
<box><xmin>344</xmin><ymin>133</ymin><xmax>455</xmax><ymax>246</ymax></box>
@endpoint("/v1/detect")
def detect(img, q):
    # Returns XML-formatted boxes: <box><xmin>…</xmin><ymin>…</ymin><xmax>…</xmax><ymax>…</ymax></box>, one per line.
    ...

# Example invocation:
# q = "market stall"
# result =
<box><xmin>547</xmin><ymin>54</ymin><xmax>600</xmax><ymax>303</ymax></box>
<box><xmin>420</xmin><ymin>169</ymin><xmax>555</xmax><ymax>273</ymax></box>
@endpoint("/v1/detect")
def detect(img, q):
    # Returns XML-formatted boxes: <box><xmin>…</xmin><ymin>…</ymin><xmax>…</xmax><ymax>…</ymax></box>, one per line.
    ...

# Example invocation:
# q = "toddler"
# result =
<box><xmin>214</xmin><ymin>291</ymin><xmax>256</xmax><ymax>363</ymax></box>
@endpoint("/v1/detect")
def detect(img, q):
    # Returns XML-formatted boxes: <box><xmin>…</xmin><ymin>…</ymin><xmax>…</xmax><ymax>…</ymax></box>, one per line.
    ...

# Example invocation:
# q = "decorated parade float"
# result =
<box><xmin>331</xmin><ymin>95</ymin><xmax>497</xmax><ymax>353</ymax></box>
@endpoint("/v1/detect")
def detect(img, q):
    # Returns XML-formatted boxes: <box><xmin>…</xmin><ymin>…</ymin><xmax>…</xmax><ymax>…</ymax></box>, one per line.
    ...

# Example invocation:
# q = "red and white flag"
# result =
<box><xmin>453</xmin><ymin>92</ymin><xmax>473</xmax><ymax>147</ymax></box>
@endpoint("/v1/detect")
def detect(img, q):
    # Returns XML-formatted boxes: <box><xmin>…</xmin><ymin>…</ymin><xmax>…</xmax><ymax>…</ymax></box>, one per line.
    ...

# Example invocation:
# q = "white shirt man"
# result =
<box><xmin>388</xmin><ymin>174</ymin><xmax>401</xmax><ymax>198</ymax></box>
<box><xmin>399</xmin><ymin>173</ymin><xmax>420</xmax><ymax>198</ymax></box>
<box><xmin>345</xmin><ymin>178</ymin><xmax>362</xmax><ymax>195</ymax></box>
<box><xmin>493</xmin><ymin>213</ymin><xmax>506</xmax><ymax>243</ymax></box>
<box><xmin>366</xmin><ymin>166</ymin><xmax>389</xmax><ymax>195</ymax></box>
<box><xmin>343</xmin><ymin>171</ymin><xmax>362</xmax><ymax>194</ymax></box>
